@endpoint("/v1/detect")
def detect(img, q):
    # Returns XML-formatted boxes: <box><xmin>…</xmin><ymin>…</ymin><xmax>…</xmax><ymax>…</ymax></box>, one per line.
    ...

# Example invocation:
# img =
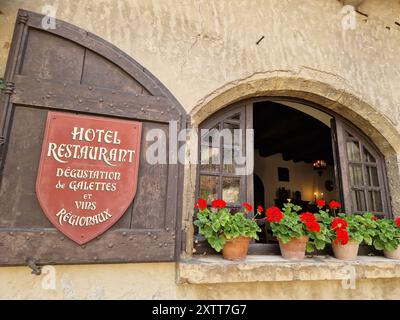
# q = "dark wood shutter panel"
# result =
<box><xmin>0</xmin><ymin>9</ymin><xmax>186</xmax><ymax>265</ymax></box>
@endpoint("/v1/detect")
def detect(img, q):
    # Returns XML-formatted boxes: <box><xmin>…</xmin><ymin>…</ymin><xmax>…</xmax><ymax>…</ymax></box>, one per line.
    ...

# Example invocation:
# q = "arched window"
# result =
<box><xmin>335</xmin><ymin>121</ymin><xmax>390</xmax><ymax>216</ymax></box>
<box><xmin>196</xmin><ymin>99</ymin><xmax>392</xmax><ymax>246</ymax></box>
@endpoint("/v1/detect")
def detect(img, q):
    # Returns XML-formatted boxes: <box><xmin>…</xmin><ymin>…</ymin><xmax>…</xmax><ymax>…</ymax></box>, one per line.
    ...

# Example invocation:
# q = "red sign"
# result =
<box><xmin>36</xmin><ymin>112</ymin><xmax>141</xmax><ymax>244</ymax></box>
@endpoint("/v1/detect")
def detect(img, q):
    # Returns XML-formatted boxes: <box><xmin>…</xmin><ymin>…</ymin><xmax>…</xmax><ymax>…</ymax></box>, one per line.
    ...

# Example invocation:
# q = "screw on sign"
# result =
<box><xmin>36</xmin><ymin>112</ymin><xmax>141</xmax><ymax>244</ymax></box>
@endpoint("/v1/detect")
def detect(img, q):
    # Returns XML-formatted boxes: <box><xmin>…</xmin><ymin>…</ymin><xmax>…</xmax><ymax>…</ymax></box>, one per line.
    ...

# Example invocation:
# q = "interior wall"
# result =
<box><xmin>254</xmin><ymin>151</ymin><xmax>337</xmax><ymax>208</ymax></box>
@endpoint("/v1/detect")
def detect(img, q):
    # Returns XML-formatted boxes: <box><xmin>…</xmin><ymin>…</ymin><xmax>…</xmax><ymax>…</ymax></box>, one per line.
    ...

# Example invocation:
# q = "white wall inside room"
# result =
<box><xmin>254</xmin><ymin>151</ymin><xmax>337</xmax><ymax>208</ymax></box>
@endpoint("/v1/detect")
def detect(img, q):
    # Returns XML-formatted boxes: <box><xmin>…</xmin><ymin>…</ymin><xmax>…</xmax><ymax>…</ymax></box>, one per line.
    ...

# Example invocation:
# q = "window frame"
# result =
<box><xmin>196</xmin><ymin>103</ymin><xmax>253</xmax><ymax>211</ymax></box>
<box><xmin>335</xmin><ymin>119</ymin><xmax>391</xmax><ymax>217</ymax></box>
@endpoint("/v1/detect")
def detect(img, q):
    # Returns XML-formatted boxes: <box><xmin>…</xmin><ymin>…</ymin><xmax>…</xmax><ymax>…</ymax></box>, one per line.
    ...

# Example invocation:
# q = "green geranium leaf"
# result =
<box><xmin>193</xmin><ymin>204</ymin><xmax>261</xmax><ymax>253</ymax></box>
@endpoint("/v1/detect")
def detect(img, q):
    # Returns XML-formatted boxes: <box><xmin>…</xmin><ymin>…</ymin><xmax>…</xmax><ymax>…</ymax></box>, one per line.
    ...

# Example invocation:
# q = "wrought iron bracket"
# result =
<box><xmin>26</xmin><ymin>258</ymin><xmax>42</xmax><ymax>275</ymax></box>
<box><xmin>4</xmin><ymin>81</ymin><xmax>15</xmax><ymax>95</ymax></box>
<box><xmin>17</xmin><ymin>12</ymin><xmax>29</xmax><ymax>24</ymax></box>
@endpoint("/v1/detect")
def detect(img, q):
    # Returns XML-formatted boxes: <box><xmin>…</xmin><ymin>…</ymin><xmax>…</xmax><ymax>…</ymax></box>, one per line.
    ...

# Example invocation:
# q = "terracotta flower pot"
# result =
<box><xmin>278</xmin><ymin>236</ymin><xmax>309</xmax><ymax>260</ymax></box>
<box><xmin>222</xmin><ymin>236</ymin><xmax>251</xmax><ymax>261</ymax></box>
<box><xmin>332</xmin><ymin>241</ymin><xmax>359</xmax><ymax>260</ymax></box>
<box><xmin>384</xmin><ymin>247</ymin><xmax>400</xmax><ymax>260</ymax></box>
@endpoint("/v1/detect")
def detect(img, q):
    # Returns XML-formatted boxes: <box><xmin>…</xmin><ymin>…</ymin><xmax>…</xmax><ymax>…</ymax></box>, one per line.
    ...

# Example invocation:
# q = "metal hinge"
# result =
<box><xmin>17</xmin><ymin>12</ymin><xmax>29</xmax><ymax>24</ymax></box>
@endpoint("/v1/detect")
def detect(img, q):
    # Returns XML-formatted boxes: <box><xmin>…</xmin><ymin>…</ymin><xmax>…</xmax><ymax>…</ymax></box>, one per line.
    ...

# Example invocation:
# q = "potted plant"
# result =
<box><xmin>372</xmin><ymin>217</ymin><xmax>400</xmax><ymax>260</ymax></box>
<box><xmin>267</xmin><ymin>201</ymin><xmax>330</xmax><ymax>260</ymax></box>
<box><xmin>193</xmin><ymin>198</ymin><xmax>262</xmax><ymax>260</ymax></box>
<box><xmin>317</xmin><ymin>202</ymin><xmax>378</xmax><ymax>260</ymax></box>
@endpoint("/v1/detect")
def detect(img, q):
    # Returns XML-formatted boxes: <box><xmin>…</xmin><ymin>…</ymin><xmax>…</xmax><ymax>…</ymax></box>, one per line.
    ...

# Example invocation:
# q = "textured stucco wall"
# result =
<box><xmin>1</xmin><ymin>0</ymin><xmax>400</xmax><ymax>117</ymax></box>
<box><xmin>2</xmin><ymin>262</ymin><xmax>400</xmax><ymax>300</ymax></box>
<box><xmin>1</xmin><ymin>0</ymin><xmax>400</xmax><ymax>299</ymax></box>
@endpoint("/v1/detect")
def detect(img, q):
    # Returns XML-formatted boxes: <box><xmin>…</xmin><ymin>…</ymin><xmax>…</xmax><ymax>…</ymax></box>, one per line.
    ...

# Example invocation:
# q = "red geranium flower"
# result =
<box><xmin>220</xmin><ymin>200</ymin><xmax>227</xmax><ymax>209</ymax></box>
<box><xmin>300</xmin><ymin>212</ymin><xmax>317</xmax><ymax>223</ymax></box>
<box><xmin>395</xmin><ymin>217</ymin><xmax>400</xmax><ymax>228</ymax></box>
<box><xmin>334</xmin><ymin>229</ymin><xmax>349</xmax><ymax>245</ymax></box>
<box><xmin>305</xmin><ymin>221</ymin><xmax>321</xmax><ymax>233</ymax></box>
<box><xmin>257</xmin><ymin>205</ymin><xmax>264</xmax><ymax>213</ymax></box>
<box><xmin>331</xmin><ymin>217</ymin><xmax>348</xmax><ymax>231</ymax></box>
<box><xmin>316</xmin><ymin>199</ymin><xmax>326</xmax><ymax>208</ymax></box>
<box><xmin>329</xmin><ymin>200</ymin><xmax>341</xmax><ymax>210</ymax></box>
<box><xmin>371</xmin><ymin>215</ymin><xmax>378</xmax><ymax>220</ymax></box>
<box><xmin>211</xmin><ymin>199</ymin><xmax>226</xmax><ymax>209</ymax></box>
<box><xmin>266</xmin><ymin>207</ymin><xmax>283</xmax><ymax>223</ymax></box>
<box><xmin>195</xmin><ymin>198</ymin><xmax>207</xmax><ymax>211</ymax></box>
<box><xmin>242</xmin><ymin>202</ymin><xmax>253</xmax><ymax>212</ymax></box>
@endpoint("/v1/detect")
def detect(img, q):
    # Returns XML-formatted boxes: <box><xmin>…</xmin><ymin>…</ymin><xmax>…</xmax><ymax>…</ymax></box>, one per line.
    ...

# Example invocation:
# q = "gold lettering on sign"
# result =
<box><xmin>56</xmin><ymin>208</ymin><xmax>113</xmax><ymax>227</ymax></box>
<box><xmin>46</xmin><ymin>127</ymin><xmax>134</xmax><ymax>166</ymax></box>
<box><xmin>48</xmin><ymin>126</ymin><xmax>133</xmax><ymax>228</ymax></box>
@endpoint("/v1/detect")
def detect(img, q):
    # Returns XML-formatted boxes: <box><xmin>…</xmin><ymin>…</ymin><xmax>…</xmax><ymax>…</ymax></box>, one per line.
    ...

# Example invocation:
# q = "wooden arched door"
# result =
<box><xmin>0</xmin><ymin>9</ymin><xmax>186</xmax><ymax>265</ymax></box>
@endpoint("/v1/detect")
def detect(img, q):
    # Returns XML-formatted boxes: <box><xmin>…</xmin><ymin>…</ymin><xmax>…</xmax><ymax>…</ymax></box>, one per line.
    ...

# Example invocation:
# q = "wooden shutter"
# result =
<box><xmin>197</xmin><ymin>103</ymin><xmax>253</xmax><ymax>211</ymax></box>
<box><xmin>0</xmin><ymin>9</ymin><xmax>186</xmax><ymax>265</ymax></box>
<box><xmin>335</xmin><ymin>118</ymin><xmax>391</xmax><ymax>217</ymax></box>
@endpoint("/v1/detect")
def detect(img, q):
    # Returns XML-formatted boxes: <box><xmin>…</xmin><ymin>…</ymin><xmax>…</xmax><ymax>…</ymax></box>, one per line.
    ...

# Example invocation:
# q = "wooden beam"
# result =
<box><xmin>258</xmin><ymin>130</ymin><xmax>330</xmax><ymax>157</ymax></box>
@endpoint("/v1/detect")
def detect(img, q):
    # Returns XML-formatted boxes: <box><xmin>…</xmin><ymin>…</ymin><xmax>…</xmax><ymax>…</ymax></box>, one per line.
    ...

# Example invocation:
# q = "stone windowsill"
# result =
<box><xmin>178</xmin><ymin>255</ymin><xmax>400</xmax><ymax>284</ymax></box>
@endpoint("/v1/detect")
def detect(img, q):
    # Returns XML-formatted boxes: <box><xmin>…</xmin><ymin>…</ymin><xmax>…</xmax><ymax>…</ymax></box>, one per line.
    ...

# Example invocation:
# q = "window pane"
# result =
<box><xmin>365</xmin><ymin>166</ymin><xmax>379</xmax><ymax>187</ymax></box>
<box><xmin>200</xmin><ymin>145</ymin><xmax>220</xmax><ymax>172</ymax></box>
<box><xmin>222</xmin><ymin>122</ymin><xmax>243</xmax><ymax>173</ymax></box>
<box><xmin>351</xmin><ymin>189</ymin><xmax>367</xmax><ymax>211</ymax></box>
<box><xmin>363</xmin><ymin>147</ymin><xmax>376</xmax><ymax>163</ymax></box>
<box><xmin>199</xmin><ymin>175</ymin><xmax>219</xmax><ymax>202</ymax></box>
<box><xmin>200</xmin><ymin>125</ymin><xmax>220</xmax><ymax>172</ymax></box>
<box><xmin>347</xmin><ymin>141</ymin><xmax>361</xmax><ymax>161</ymax></box>
<box><xmin>223</xmin><ymin>146</ymin><xmax>244</xmax><ymax>174</ymax></box>
<box><xmin>201</xmin><ymin>124</ymin><xmax>220</xmax><ymax>144</ymax></box>
<box><xmin>349</xmin><ymin>164</ymin><xmax>363</xmax><ymax>186</ymax></box>
<box><xmin>222</xmin><ymin>177</ymin><xmax>240</xmax><ymax>204</ymax></box>
<box><xmin>223</xmin><ymin>122</ymin><xmax>240</xmax><ymax>146</ymax></box>
<box><xmin>367</xmin><ymin>190</ymin><xmax>383</xmax><ymax>212</ymax></box>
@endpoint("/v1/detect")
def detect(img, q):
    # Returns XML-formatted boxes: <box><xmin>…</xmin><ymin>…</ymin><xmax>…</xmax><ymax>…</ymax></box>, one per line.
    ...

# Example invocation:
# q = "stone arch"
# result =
<box><xmin>191</xmin><ymin>75</ymin><xmax>399</xmax><ymax>156</ymax></box>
